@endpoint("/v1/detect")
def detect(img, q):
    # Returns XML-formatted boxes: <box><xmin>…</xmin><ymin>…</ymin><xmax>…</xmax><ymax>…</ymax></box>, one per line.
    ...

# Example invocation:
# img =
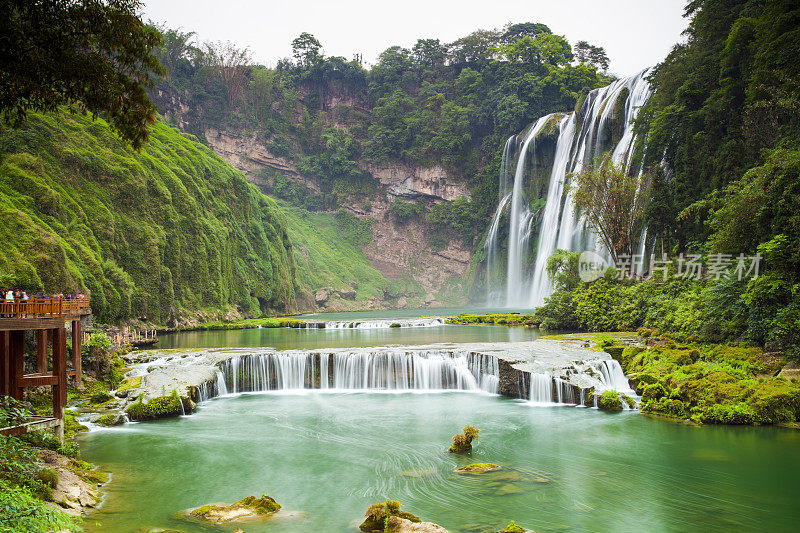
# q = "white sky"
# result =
<box><xmin>141</xmin><ymin>0</ymin><xmax>688</xmax><ymax>77</ymax></box>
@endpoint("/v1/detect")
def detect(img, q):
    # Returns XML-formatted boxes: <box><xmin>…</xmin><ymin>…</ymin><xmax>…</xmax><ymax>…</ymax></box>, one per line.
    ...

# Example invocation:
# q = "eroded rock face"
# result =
<box><xmin>364</xmin><ymin>163</ymin><xmax>469</xmax><ymax>202</ymax></box>
<box><xmin>386</xmin><ymin>516</ymin><xmax>449</xmax><ymax>532</ymax></box>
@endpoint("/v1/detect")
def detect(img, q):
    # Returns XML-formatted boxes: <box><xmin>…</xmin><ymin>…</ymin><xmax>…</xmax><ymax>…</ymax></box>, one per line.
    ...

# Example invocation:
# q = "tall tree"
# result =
<box><xmin>571</xmin><ymin>156</ymin><xmax>651</xmax><ymax>265</ymax></box>
<box><xmin>0</xmin><ymin>0</ymin><xmax>164</xmax><ymax>149</ymax></box>
<box><xmin>204</xmin><ymin>41</ymin><xmax>252</xmax><ymax>108</ymax></box>
<box><xmin>292</xmin><ymin>32</ymin><xmax>322</xmax><ymax>68</ymax></box>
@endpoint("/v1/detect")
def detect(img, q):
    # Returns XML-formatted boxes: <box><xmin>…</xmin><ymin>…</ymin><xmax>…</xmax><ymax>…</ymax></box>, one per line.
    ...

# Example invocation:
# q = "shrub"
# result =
<box><xmin>449</xmin><ymin>424</ymin><xmax>479</xmax><ymax>453</ymax></box>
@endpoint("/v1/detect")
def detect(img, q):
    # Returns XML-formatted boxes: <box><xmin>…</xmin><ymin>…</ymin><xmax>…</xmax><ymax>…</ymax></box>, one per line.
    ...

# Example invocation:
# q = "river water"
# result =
<box><xmin>79</xmin><ymin>310</ymin><xmax>800</xmax><ymax>532</ymax></box>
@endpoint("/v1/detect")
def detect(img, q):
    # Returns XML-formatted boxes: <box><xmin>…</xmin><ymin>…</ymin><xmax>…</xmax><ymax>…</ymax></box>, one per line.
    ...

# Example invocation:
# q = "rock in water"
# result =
<box><xmin>360</xmin><ymin>500</ymin><xmax>448</xmax><ymax>532</ymax></box>
<box><xmin>454</xmin><ymin>463</ymin><xmax>502</xmax><ymax>475</ymax></box>
<box><xmin>189</xmin><ymin>494</ymin><xmax>280</xmax><ymax>524</ymax></box>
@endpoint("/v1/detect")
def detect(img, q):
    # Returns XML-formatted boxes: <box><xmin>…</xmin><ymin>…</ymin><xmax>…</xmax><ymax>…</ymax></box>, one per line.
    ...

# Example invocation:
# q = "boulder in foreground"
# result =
<box><xmin>189</xmin><ymin>494</ymin><xmax>280</xmax><ymax>523</ymax></box>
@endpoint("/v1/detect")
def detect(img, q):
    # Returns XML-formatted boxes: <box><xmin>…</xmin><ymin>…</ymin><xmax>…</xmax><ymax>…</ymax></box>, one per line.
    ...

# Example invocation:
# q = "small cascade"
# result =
<box><xmin>528</xmin><ymin>373</ymin><xmax>554</xmax><ymax>403</ymax></box>
<box><xmin>482</xmin><ymin>69</ymin><xmax>654</xmax><ymax>307</ymax></box>
<box><xmin>593</xmin><ymin>359</ymin><xmax>634</xmax><ymax>394</ymax></box>
<box><xmin>214</xmin><ymin>350</ymin><xmax>500</xmax><ymax>394</ymax></box>
<box><xmin>306</xmin><ymin>318</ymin><xmax>446</xmax><ymax>330</ymax></box>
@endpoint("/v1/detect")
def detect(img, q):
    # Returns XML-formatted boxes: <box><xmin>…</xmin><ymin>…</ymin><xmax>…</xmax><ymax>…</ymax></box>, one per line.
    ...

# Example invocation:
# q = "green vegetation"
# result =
<box><xmin>620</xmin><ymin>340</ymin><xmax>800</xmax><ymax>425</ymax></box>
<box><xmin>500</xmin><ymin>521</ymin><xmax>527</xmax><ymax>533</ymax></box>
<box><xmin>2</xmin><ymin>0</ymin><xmax>163</xmax><ymax>149</ymax></box>
<box><xmin>150</xmin><ymin>22</ymin><xmax>610</xmax><ymax>238</ymax></box>
<box><xmin>190</xmin><ymin>493</ymin><xmax>280</xmax><ymax>520</ymax></box>
<box><xmin>127</xmin><ymin>390</ymin><xmax>194</xmax><ymax>421</ymax></box>
<box><xmin>449</xmin><ymin>424</ymin><xmax>480</xmax><ymax>453</ymax></box>
<box><xmin>1</xmin><ymin>397</ymin><xmax>82</xmax><ymax>532</ymax></box>
<box><xmin>280</xmin><ymin>203</ymin><xmax>390</xmax><ymax>300</ymax></box>
<box><xmin>596</xmin><ymin>390</ymin><xmax>635</xmax><ymax>411</ymax></box>
<box><xmin>0</xmin><ymin>110</ymin><xmax>297</xmax><ymax>323</ymax></box>
<box><xmin>454</xmin><ymin>463</ymin><xmax>501</xmax><ymax>474</ymax></box>
<box><xmin>447</xmin><ymin>313</ymin><xmax>538</xmax><ymax>326</ymax></box>
<box><xmin>360</xmin><ymin>500</ymin><xmax>421</xmax><ymax>532</ymax></box>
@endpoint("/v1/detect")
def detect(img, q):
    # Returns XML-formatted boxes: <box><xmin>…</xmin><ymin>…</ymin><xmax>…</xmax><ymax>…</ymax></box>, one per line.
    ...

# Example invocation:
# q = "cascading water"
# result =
<box><xmin>483</xmin><ymin>69</ymin><xmax>653</xmax><ymax>307</ymax></box>
<box><xmin>215</xmin><ymin>350</ymin><xmax>500</xmax><ymax>394</ymax></box>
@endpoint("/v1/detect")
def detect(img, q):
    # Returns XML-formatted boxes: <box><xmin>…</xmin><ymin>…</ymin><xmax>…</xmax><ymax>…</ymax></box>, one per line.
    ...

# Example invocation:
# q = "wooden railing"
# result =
<box><xmin>0</xmin><ymin>298</ymin><xmax>91</xmax><ymax>319</ymax></box>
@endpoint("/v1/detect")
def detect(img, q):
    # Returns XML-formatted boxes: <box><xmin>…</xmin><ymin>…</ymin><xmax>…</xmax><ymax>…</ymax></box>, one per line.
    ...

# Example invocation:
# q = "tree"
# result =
<box><xmin>574</xmin><ymin>40</ymin><xmax>609</xmax><ymax>71</ymax></box>
<box><xmin>152</xmin><ymin>25</ymin><xmax>200</xmax><ymax>80</ymax></box>
<box><xmin>571</xmin><ymin>156</ymin><xmax>651</xmax><ymax>265</ymax></box>
<box><xmin>292</xmin><ymin>32</ymin><xmax>322</xmax><ymax>68</ymax></box>
<box><xmin>0</xmin><ymin>0</ymin><xmax>164</xmax><ymax>149</ymax></box>
<box><xmin>501</xmin><ymin>22</ymin><xmax>552</xmax><ymax>43</ymax></box>
<box><xmin>204</xmin><ymin>41</ymin><xmax>252</xmax><ymax>107</ymax></box>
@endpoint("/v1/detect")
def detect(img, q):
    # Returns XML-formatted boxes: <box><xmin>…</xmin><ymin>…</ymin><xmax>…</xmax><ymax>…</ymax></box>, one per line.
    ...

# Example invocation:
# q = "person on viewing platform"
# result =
<box><xmin>5</xmin><ymin>289</ymin><xmax>14</xmax><ymax>302</ymax></box>
<box><xmin>35</xmin><ymin>290</ymin><xmax>44</xmax><ymax>299</ymax></box>
<box><xmin>20</xmin><ymin>291</ymin><xmax>29</xmax><ymax>301</ymax></box>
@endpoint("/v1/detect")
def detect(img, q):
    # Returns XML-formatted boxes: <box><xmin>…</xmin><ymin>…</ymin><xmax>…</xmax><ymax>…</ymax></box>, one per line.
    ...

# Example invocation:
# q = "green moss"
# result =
<box><xmin>126</xmin><ymin>391</ymin><xmax>194</xmax><ymax>421</ymax></box>
<box><xmin>360</xmin><ymin>500</ymin><xmax>421</xmax><ymax>532</ymax></box>
<box><xmin>603</xmin><ymin>345</ymin><xmax>625</xmax><ymax>360</ymax></box>
<box><xmin>448</xmin><ymin>425</ymin><xmax>479</xmax><ymax>453</ymax></box>
<box><xmin>35</xmin><ymin>468</ymin><xmax>58</xmax><ymax>489</ymax></box>
<box><xmin>624</xmin><ymin>343</ymin><xmax>800</xmax><ymax>425</ymax></box>
<box><xmin>597</xmin><ymin>390</ymin><xmax>623</xmax><ymax>411</ymax></box>
<box><xmin>454</xmin><ymin>463</ymin><xmax>501</xmax><ymax>474</ymax></box>
<box><xmin>88</xmin><ymin>391</ymin><xmax>113</xmax><ymax>405</ymax></box>
<box><xmin>500</xmin><ymin>521</ymin><xmax>526</xmax><ymax>533</ymax></box>
<box><xmin>116</xmin><ymin>375</ymin><xmax>142</xmax><ymax>391</ymax></box>
<box><xmin>0</xmin><ymin>110</ymin><xmax>297</xmax><ymax>323</ymax></box>
<box><xmin>389</xmin><ymin>322</ymin><xmax>401</xmax><ymax>328</ymax></box>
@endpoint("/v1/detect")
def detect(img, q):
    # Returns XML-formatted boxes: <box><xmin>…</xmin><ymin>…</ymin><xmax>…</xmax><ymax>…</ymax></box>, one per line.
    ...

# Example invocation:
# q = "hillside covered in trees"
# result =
<box><xmin>149</xmin><ymin>22</ymin><xmax>612</xmax><ymax>242</ymax></box>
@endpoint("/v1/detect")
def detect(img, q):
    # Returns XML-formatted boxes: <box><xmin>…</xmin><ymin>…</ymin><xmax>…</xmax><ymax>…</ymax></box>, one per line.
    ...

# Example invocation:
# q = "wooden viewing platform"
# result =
<box><xmin>1</xmin><ymin>298</ymin><xmax>91</xmax><ymax>440</ymax></box>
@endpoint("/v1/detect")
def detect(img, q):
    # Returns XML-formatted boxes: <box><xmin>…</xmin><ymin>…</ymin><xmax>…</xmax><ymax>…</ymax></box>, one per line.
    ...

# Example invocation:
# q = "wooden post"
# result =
<box><xmin>36</xmin><ymin>329</ymin><xmax>49</xmax><ymax>373</ymax></box>
<box><xmin>0</xmin><ymin>331</ymin><xmax>9</xmax><ymax>397</ymax></box>
<box><xmin>10</xmin><ymin>330</ymin><xmax>25</xmax><ymax>401</ymax></box>
<box><xmin>51</xmin><ymin>327</ymin><xmax>67</xmax><ymax>442</ymax></box>
<box><xmin>71</xmin><ymin>320</ymin><xmax>81</xmax><ymax>383</ymax></box>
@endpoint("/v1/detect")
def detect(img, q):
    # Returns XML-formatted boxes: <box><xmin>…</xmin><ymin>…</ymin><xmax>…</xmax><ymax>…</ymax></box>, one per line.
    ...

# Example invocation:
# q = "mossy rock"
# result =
<box><xmin>597</xmin><ymin>390</ymin><xmax>623</xmax><ymax>411</ymax></box>
<box><xmin>189</xmin><ymin>494</ymin><xmax>280</xmax><ymax>523</ymax></box>
<box><xmin>95</xmin><ymin>413</ymin><xmax>125</xmax><ymax>427</ymax></box>
<box><xmin>389</xmin><ymin>322</ymin><xmax>401</xmax><ymax>328</ymax></box>
<box><xmin>126</xmin><ymin>392</ymin><xmax>195</xmax><ymax>421</ymax></box>
<box><xmin>117</xmin><ymin>376</ymin><xmax>143</xmax><ymax>392</ymax></box>
<box><xmin>360</xmin><ymin>500</ymin><xmax>421</xmax><ymax>532</ymax></box>
<box><xmin>500</xmin><ymin>521</ymin><xmax>531</xmax><ymax>533</ymax></box>
<box><xmin>454</xmin><ymin>463</ymin><xmax>501</xmax><ymax>474</ymax></box>
<box><xmin>641</xmin><ymin>382</ymin><xmax>669</xmax><ymax>402</ymax></box>
<box><xmin>603</xmin><ymin>346</ymin><xmax>625</xmax><ymax>360</ymax></box>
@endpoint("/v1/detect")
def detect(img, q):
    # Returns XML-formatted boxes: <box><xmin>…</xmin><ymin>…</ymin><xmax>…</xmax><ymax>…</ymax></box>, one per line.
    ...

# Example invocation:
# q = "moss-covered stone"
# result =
<box><xmin>360</xmin><ymin>500</ymin><xmax>421</xmax><ymax>532</ymax></box>
<box><xmin>500</xmin><ymin>521</ymin><xmax>527</xmax><ymax>533</ymax></box>
<box><xmin>95</xmin><ymin>414</ymin><xmax>124</xmax><ymax>427</ymax></box>
<box><xmin>126</xmin><ymin>391</ymin><xmax>195</xmax><ymax>421</ymax></box>
<box><xmin>597</xmin><ymin>390</ymin><xmax>623</xmax><ymax>411</ymax></box>
<box><xmin>448</xmin><ymin>425</ymin><xmax>479</xmax><ymax>453</ymax></box>
<box><xmin>454</xmin><ymin>463</ymin><xmax>501</xmax><ymax>474</ymax></box>
<box><xmin>116</xmin><ymin>376</ymin><xmax>142</xmax><ymax>392</ymax></box>
<box><xmin>189</xmin><ymin>494</ymin><xmax>280</xmax><ymax>523</ymax></box>
<box><xmin>603</xmin><ymin>346</ymin><xmax>625</xmax><ymax>360</ymax></box>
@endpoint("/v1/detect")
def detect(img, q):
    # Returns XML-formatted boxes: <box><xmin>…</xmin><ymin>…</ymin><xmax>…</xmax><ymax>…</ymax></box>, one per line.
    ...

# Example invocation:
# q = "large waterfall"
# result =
<box><xmin>207</xmin><ymin>350</ymin><xmax>500</xmax><ymax>395</ymax></box>
<box><xmin>484</xmin><ymin>69</ymin><xmax>653</xmax><ymax>307</ymax></box>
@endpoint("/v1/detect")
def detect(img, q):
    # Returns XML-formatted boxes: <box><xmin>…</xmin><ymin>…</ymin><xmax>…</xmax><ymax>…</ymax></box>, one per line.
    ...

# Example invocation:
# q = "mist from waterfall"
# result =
<box><xmin>483</xmin><ymin>69</ymin><xmax>653</xmax><ymax>308</ymax></box>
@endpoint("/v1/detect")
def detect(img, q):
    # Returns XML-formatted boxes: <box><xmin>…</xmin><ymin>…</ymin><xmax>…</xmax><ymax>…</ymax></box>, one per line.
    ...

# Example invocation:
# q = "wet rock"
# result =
<box><xmin>189</xmin><ymin>494</ymin><xmax>280</xmax><ymax>524</ymax></box>
<box><xmin>454</xmin><ymin>463</ymin><xmax>501</xmax><ymax>475</ymax></box>
<box><xmin>360</xmin><ymin>500</ymin><xmax>447</xmax><ymax>532</ymax></box>
<box><xmin>94</xmin><ymin>413</ymin><xmax>125</xmax><ymax>427</ymax></box>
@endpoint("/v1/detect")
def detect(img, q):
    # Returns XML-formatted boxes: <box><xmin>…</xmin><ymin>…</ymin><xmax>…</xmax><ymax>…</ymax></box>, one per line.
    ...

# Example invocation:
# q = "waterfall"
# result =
<box><xmin>304</xmin><ymin>318</ymin><xmax>445</xmax><ymax>329</ymax></box>
<box><xmin>593</xmin><ymin>359</ymin><xmax>634</xmax><ymax>394</ymax></box>
<box><xmin>215</xmin><ymin>350</ymin><xmax>500</xmax><ymax>394</ymax></box>
<box><xmin>482</xmin><ymin>69</ymin><xmax>653</xmax><ymax>307</ymax></box>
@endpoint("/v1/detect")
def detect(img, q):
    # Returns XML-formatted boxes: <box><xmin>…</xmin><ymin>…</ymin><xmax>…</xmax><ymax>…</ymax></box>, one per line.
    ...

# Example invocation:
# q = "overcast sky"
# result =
<box><xmin>141</xmin><ymin>0</ymin><xmax>688</xmax><ymax>77</ymax></box>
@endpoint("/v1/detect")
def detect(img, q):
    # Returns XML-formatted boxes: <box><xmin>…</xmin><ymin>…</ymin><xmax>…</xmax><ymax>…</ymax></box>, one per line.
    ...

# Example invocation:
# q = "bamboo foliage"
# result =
<box><xmin>570</xmin><ymin>155</ymin><xmax>651</xmax><ymax>265</ymax></box>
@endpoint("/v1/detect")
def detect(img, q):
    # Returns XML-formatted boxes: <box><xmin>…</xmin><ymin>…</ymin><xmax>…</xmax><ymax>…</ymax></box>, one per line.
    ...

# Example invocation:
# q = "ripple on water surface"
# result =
<box><xmin>80</xmin><ymin>392</ymin><xmax>800</xmax><ymax>533</ymax></box>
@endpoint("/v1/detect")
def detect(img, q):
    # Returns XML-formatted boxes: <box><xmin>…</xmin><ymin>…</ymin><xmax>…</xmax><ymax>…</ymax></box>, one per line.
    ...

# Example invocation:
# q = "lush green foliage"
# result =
<box><xmin>0</xmin><ymin>111</ymin><xmax>297</xmax><ymax>322</ymax></box>
<box><xmin>279</xmin><ymin>203</ymin><xmax>391</xmax><ymax>302</ymax></box>
<box><xmin>127</xmin><ymin>390</ymin><xmax>193</xmax><ymax>421</ymax></box>
<box><xmin>621</xmin><ymin>341</ymin><xmax>800</xmax><ymax>425</ymax></box>
<box><xmin>149</xmin><ymin>22</ymin><xmax>610</xmax><ymax>238</ymax></box>
<box><xmin>449</xmin><ymin>424</ymin><xmax>480</xmax><ymax>453</ymax></box>
<box><xmin>0</xmin><ymin>478</ymin><xmax>79</xmax><ymax>532</ymax></box>
<box><xmin>447</xmin><ymin>313</ymin><xmax>537</xmax><ymax>326</ymax></box>
<box><xmin>1</xmin><ymin>0</ymin><xmax>163</xmax><ymax>149</ymax></box>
